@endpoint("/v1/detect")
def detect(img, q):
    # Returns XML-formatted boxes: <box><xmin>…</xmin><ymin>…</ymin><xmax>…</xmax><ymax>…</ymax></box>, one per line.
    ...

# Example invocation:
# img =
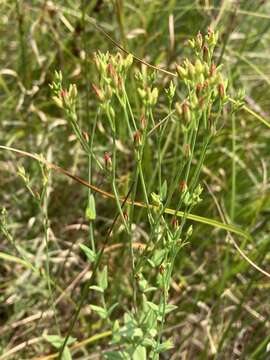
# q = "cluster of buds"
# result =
<box><xmin>165</xmin><ymin>80</ymin><xmax>176</xmax><ymax>105</ymax></box>
<box><xmin>137</xmin><ymin>86</ymin><xmax>159</xmax><ymax>107</ymax></box>
<box><xmin>92</xmin><ymin>51</ymin><xmax>133</xmax><ymax>104</ymax></box>
<box><xmin>188</xmin><ymin>28</ymin><xmax>219</xmax><ymax>63</ymax></box>
<box><xmin>175</xmin><ymin>30</ymin><xmax>228</xmax><ymax>130</ymax></box>
<box><xmin>135</xmin><ymin>68</ymin><xmax>159</xmax><ymax>108</ymax></box>
<box><xmin>50</xmin><ymin>71</ymin><xmax>78</xmax><ymax>113</ymax></box>
<box><xmin>94</xmin><ymin>51</ymin><xmax>133</xmax><ymax>78</ymax></box>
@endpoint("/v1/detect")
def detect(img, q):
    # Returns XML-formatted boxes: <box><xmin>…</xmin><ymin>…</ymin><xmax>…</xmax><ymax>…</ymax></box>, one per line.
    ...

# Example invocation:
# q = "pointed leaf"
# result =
<box><xmin>80</xmin><ymin>244</ymin><xmax>96</xmax><ymax>263</ymax></box>
<box><xmin>85</xmin><ymin>194</ymin><xmax>96</xmax><ymax>220</ymax></box>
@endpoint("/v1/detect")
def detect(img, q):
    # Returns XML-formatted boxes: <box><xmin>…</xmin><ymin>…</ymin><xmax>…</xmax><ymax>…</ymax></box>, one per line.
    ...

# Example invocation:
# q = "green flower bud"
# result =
<box><xmin>124</xmin><ymin>54</ymin><xmax>133</xmax><ymax>69</ymax></box>
<box><xmin>175</xmin><ymin>102</ymin><xmax>182</xmax><ymax>116</ymax></box>
<box><xmin>182</xmin><ymin>102</ymin><xmax>191</xmax><ymax>123</ymax></box>
<box><xmin>150</xmin><ymin>87</ymin><xmax>158</xmax><ymax>105</ymax></box>
<box><xmin>176</xmin><ymin>64</ymin><xmax>187</xmax><ymax>80</ymax></box>
<box><xmin>195</xmin><ymin>59</ymin><xmax>204</xmax><ymax>75</ymax></box>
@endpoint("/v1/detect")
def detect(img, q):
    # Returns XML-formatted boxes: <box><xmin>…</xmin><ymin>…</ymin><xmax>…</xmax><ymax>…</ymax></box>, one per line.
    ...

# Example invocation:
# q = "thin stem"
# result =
<box><xmin>230</xmin><ymin>112</ymin><xmax>236</xmax><ymax>221</ymax></box>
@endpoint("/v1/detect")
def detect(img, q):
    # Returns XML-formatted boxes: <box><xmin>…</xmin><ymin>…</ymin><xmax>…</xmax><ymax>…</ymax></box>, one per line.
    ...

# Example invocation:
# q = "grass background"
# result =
<box><xmin>0</xmin><ymin>0</ymin><xmax>270</xmax><ymax>359</ymax></box>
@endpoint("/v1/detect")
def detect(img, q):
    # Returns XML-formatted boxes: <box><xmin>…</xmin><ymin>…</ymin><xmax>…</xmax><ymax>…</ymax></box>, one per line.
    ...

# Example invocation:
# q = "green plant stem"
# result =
<box><xmin>230</xmin><ymin>112</ymin><xmax>236</xmax><ymax>221</ymax></box>
<box><xmin>40</xmin><ymin>170</ymin><xmax>60</xmax><ymax>334</ymax></box>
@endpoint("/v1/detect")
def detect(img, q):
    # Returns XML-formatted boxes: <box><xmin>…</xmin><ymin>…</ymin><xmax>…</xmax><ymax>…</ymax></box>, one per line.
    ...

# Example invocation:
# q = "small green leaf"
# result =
<box><xmin>98</xmin><ymin>266</ymin><xmax>108</xmax><ymax>291</ymax></box>
<box><xmin>146</xmin><ymin>301</ymin><xmax>159</xmax><ymax>313</ymax></box>
<box><xmin>142</xmin><ymin>337</ymin><xmax>156</xmax><ymax>348</ymax></box>
<box><xmin>80</xmin><ymin>244</ymin><xmax>96</xmax><ymax>263</ymax></box>
<box><xmin>151</xmin><ymin>249</ymin><xmax>167</xmax><ymax>266</ymax></box>
<box><xmin>89</xmin><ymin>285</ymin><xmax>104</xmax><ymax>293</ymax></box>
<box><xmin>43</xmin><ymin>334</ymin><xmax>76</xmax><ymax>349</ymax></box>
<box><xmin>132</xmin><ymin>345</ymin><xmax>147</xmax><ymax>360</ymax></box>
<box><xmin>163</xmin><ymin>303</ymin><xmax>178</xmax><ymax>315</ymax></box>
<box><xmin>63</xmin><ymin>348</ymin><xmax>72</xmax><ymax>360</ymax></box>
<box><xmin>147</xmin><ymin>259</ymin><xmax>156</xmax><ymax>268</ymax></box>
<box><xmin>90</xmin><ymin>304</ymin><xmax>107</xmax><ymax>319</ymax></box>
<box><xmin>160</xmin><ymin>180</ymin><xmax>167</xmax><ymax>201</ymax></box>
<box><xmin>144</xmin><ymin>286</ymin><xmax>157</xmax><ymax>293</ymax></box>
<box><xmin>85</xmin><ymin>194</ymin><xmax>96</xmax><ymax>220</ymax></box>
<box><xmin>156</xmin><ymin>339</ymin><xmax>174</xmax><ymax>352</ymax></box>
<box><xmin>104</xmin><ymin>351</ymin><xmax>129</xmax><ymax>360</ymax></box>
<box><xmin>151</xmin><ymin>192</ymin><xmax>162</xmax><ymax>206</ymax></box>
<box><xmin>108</xmin><ymin>302</ymin><xmax>118</xmax><ymax>316</ymax></box>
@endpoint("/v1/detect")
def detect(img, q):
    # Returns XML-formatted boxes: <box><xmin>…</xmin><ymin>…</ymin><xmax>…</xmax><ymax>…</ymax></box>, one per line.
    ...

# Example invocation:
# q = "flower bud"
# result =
<box><xmin>182</xmin><ymin>102</ymin><xmax>191</xmax><ymax>123</ymax></box>
<box><xmin>218</xmin><ymin>83</ymin><xmax>225</xmax><ymax>99</ymax></box>
<box><xmin>186</xmin><ymin>225</ymin><xmax>193</xmax><ymax>238</ymax></box>
<box><xmin>188</xmin><ymin>39</ymin><xmax>195</xmax><ymax>49</ymax></box>
<box><xmin>203</xmin><ymin>80</ymin><xmax>209</xmax><ymax>90</ymax></box>
<box><xmin>69</xmin><ymin>84</ymin><xmax>78</xmax><ymax>99</ymax></box>
<box><xmin>196</xmin><ymin>31</ymin><xmax>203</xmax><ymax>49</ymax></box>
<box><xmin>140</xmin><ymin>114</ymin><xmax>147</xmax><ymax>130</ymax></box>
<box><xmin>183</xmin><ymin>143</ymin><xmax>190</xmax><ymax>158</ymax></box>
<box><xmin>175</xmin><ymin>102</ymin><xmax>182</xmax><ymax>116</ymax></box>
<box><xmin>203</xmin><ymin>45</ymin><xmax>210</xmax><ymax>62</ymax></box>
<box><xmin>133</xmin><ymin>130</ymin><xmax>142</xmax><ymax>147</ymax></box>
<box><xmin>210</xmin><ymin>63</ymin><xmax>216</xmax><ymax>77</ymax></box>
<box><xmin>179</xmin><ymin>180</ymin><xmax>187</xmax><ymax>193</ymax></box>
<box><xmin>124</xmin><ymin>54</ymin><xmax>133</xmax><ymax>69</ymax></box>
<box><xmin>187</xmin><ymin>61</ymin><xmax>195</xmax><ymax>79</ymax></box>
<box><xmin>196</xmin><ymin>83</ymin><xmax>203</xmax><ymax>97</ymax></box>
<box><xmin>198</xmin><ymin>96</ymin><xmax>205</xmax><ymax>109</ymax></box>
<box><xmin>176</xmin><ymin>64</ymin><xmax>187</xmax><ymax>80</ymax></box>
<box><xmin>195</xmin><ymin>59</ymin><xmax>204</xmax><ymax>75</ymax></box>
<box><xmin>83</xmin><ymin>131</ymin><xmax>90</xmax><ymax>142</ymax></box>
<box><xmin>107</xmin><ymin>63</ymin><xmax>117</xmax><ymax>83</ymax></box>
<box><xmin>159</xmin><ymin>264</ymin><xmax>165</xmax><ymax>274</ymax></box>
<box><xmin>104</xmin><ymin>152</ymin><xmax>112</xmax><ymax>169</ymax></box>
<box><xmin>149</xmin><ymin>87</ymin><xmax>158</xmax><ymax>106</ymax></box>
<box><xmin>92</xmin><ymin>84</ymin><xmax>105</xmax><ymax>102</ymax></box>
<box><xmin>123</xmin><ymin>211</ymin><xmax>129</xmax><ymax>222</ymax></box>
<box><xmin>207</xmin><ymin>28</ymin><xmax>218</xmax><ymax>48</ymax></box>
<box><xmin>60</xmin><ymin>89</ymin><xmax>68</xmax><ymax>99</ymax></box>
<box><xmin>171</xmin><ymin>217</ymin><xmax>179</xmax><ymax>229</ymax></box>
<box><xmin>93</xmin><ymin>53</ymin><xmax>101</xmax><ymax>71</ymax></box>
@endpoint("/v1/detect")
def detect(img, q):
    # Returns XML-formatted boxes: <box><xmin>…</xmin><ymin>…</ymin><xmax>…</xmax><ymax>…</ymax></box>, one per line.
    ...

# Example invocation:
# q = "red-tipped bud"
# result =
<box><xmin>179</xmin><ymin>180</ymin><xmax>187</xmax><ymax>193</ymax></box>
<box><xmin>203</xmin><ymin>80</ymin><xmax>209</xmax><ymax>90</ymax></box>
<box><xmin>159</xmin><ymin>264</ymin><xmax>165</xmax><ymax>274</ymax></box>
<box><xmin>133</xmin><ymin>130</ymin><xmax>142</xmax><ymax>147</ymax></box>
<box><xmin>218</xmin><ymin>83</ymin><xmax>225</xmax><ymax>99</ymax></box>
<box><xmin>83</xmin><ymin>131</ymin><xmax>90</xmax><ymax>142</ymax></box>
<box><xmin>210</xmin><ymin>63</ymin><xmax>216</xmax><ymax>77</ymax></box>
<box><xmin>196</xmin><ymin>83</ymin><xmax>203</xmax><ymax>97</ymax></box>
<box><xmin>199</xmin><ymin>96</ymin><xmax>205</xmax><ymax>108</ymax></box>
<box><xmin>182</xmin><ymin>102</ymin><xmax>191</xmax><ymax>123</ymax></box>
<box><xmin>171</xmin><ymin>217</ymin><xmax>179</xmax><ymax>229</ymax></box>
<box><xmin>92</xmin><ymin>84</ymin><xmax>104</xmax><ymax>101</ymax></box>
<box><xmin>107</xmin><ymin>63</ymin><xmax>117</xmax><ymax>84</ymax></box>
<box><xmin>104</xmin><ymin>152</ymin><xmax>112</xmax><ymax>168</ymax></box>
<box><xmin>60</xmin><ymin>89</ymin><xmax>68</xmax><ymax>98</ymax></box>
<box><xmin>117</xmin><ymin>75</ymin><xmax>123</xmax><ymax>91</ymax></box>
<box><xmin>208</xmin><ymin>27</ymin><xmax>214</xmax><ymax>37</ymax></box>
<box><xmin>123</xmin><ymin>211</ymin><xmax>129</xmax><ymax>222</ymax></box>
<box><xmin>203</xmin><ymin>45</ymin><xmax>209</xmax><ymax>61</ymax></box>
